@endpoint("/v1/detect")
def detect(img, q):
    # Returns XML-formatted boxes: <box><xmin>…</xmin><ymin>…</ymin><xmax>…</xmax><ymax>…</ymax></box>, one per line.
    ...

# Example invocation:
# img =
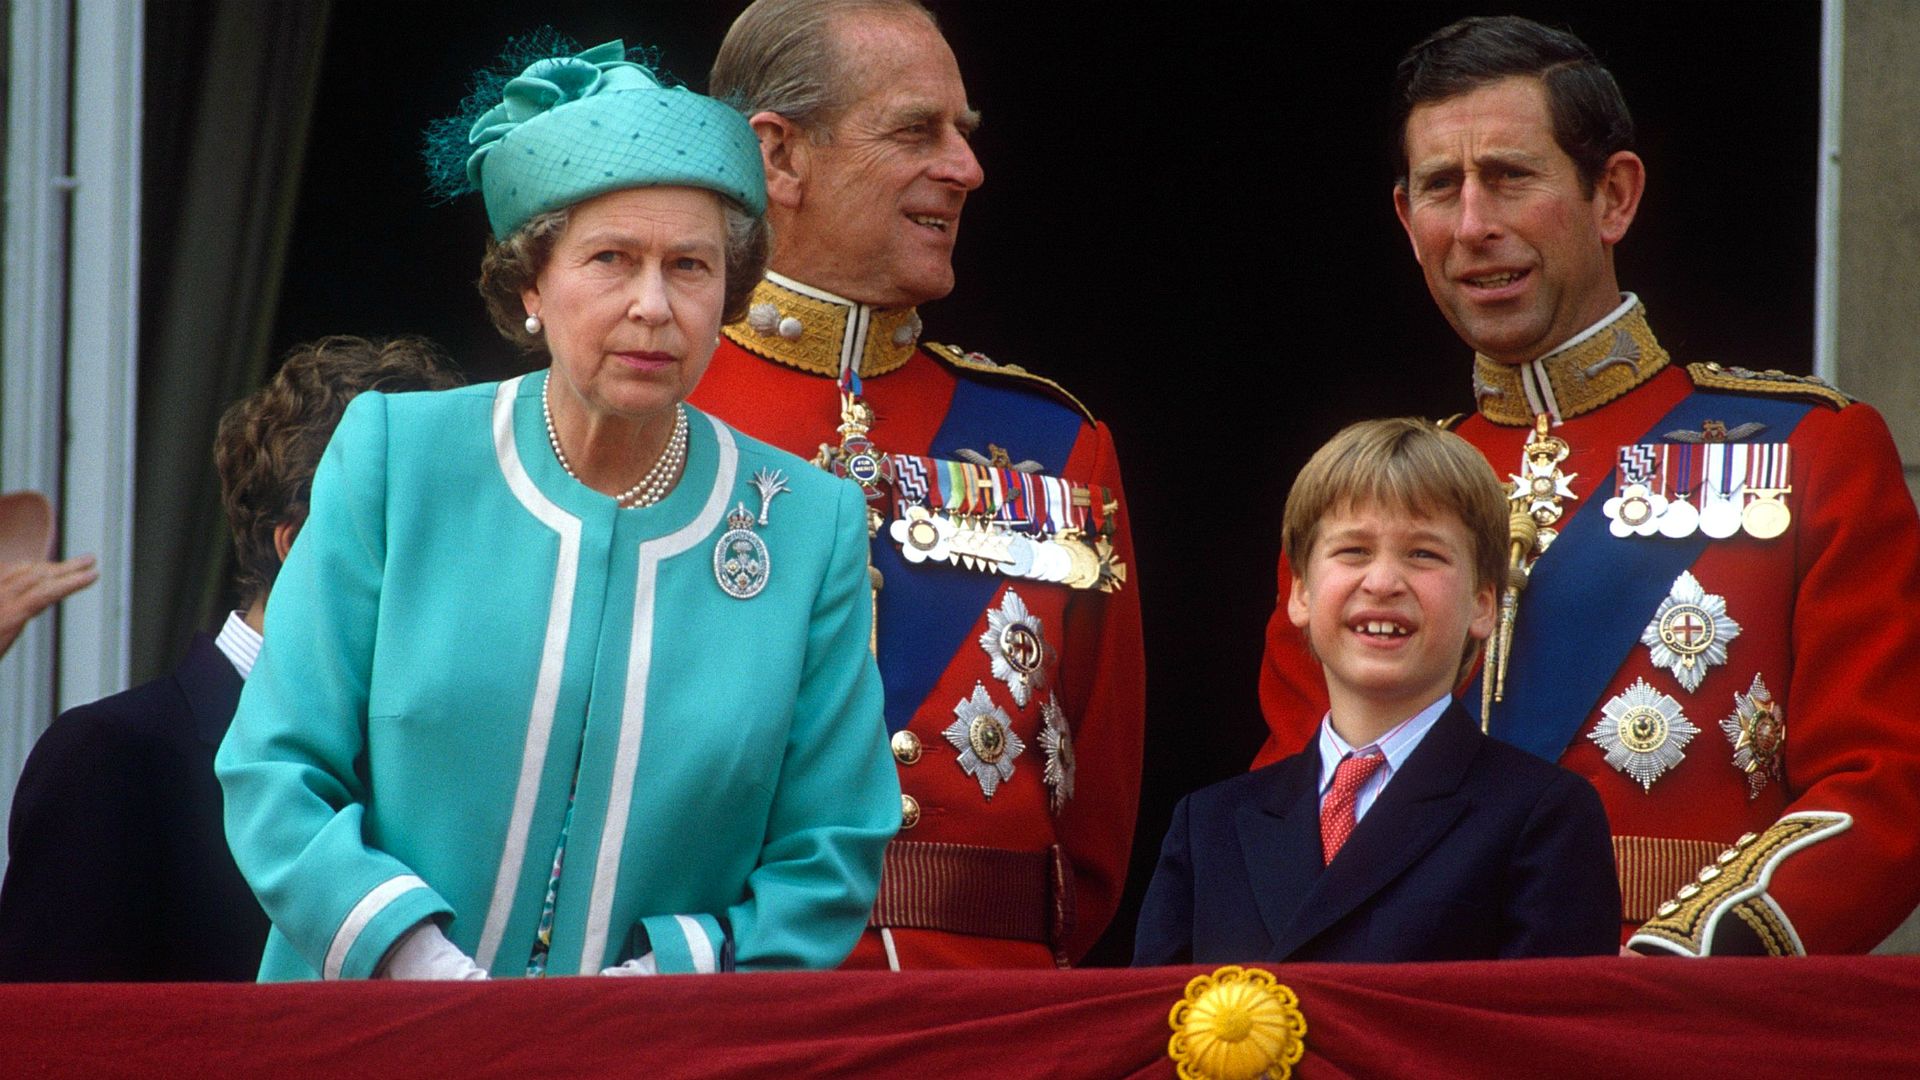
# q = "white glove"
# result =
<box><xmin>599</xmin><ymin>951</ymin><xmax>659</xmax><ymax>977</ymax></box>
<box><xmin>377</xmin><ymin>921</ymin><xmax>489</xmax><ymax>980</ymax></box>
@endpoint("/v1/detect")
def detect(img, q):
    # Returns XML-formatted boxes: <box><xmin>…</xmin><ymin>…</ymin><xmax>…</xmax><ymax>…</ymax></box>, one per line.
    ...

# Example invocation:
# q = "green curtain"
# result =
<box><xmin>132</xmin><ymin>0</ymin><xmax>331</xmax><ymax>681</ymax></box>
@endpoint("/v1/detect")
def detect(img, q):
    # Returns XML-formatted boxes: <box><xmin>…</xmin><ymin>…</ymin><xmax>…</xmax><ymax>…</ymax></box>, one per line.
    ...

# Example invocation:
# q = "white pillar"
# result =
<box><xmin>0</xmin><ymin>0</ymin><xmax>142</xmax><ymax>882</ymax></box>
<box><xmin>1</xmin><ymin>0</ymin><xmax>77</xmax><ymax>869</ymax></box>
<box><xmin>59</xmin><ymin>0</ymin><xmax>145</xmax><ymax>711</ymax></box>
<box><xmin>1824</xmin><ymin>0</ymin><xmax>1920</xmax><ymax>509</ymax></box>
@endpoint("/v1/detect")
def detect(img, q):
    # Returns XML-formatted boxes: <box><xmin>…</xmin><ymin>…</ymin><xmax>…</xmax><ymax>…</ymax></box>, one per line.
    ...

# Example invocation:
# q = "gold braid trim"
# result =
<box><xmin>1474</xmin><ymin>300</ymin><xmax>1671</xmax><ymax>426</ymax></box>
<box><xmin>1732</xmin><ymin>898</ymin><xmax>1793</xmax><ymax>956</ymax></box>
<box><xmin>1686</xmin><ymin>362</ymin><xmax>1854</xmax><ymax>410</ymax></box>
<box><xmin>721</xmin><ymin>277</ymin><xmax>918</xmax><ymax>379</ymax></box>
<box><xmin>923</xmin><ymin>341</ymin><xmax>1098</xmax><ymax>425</ymax></box>
<box><xmin>1627</xmin><ymin>811</ymin><xmax>1852</xmax><ymax>957</ymax></box>
<box><xmin>1612</xmin><ymin>836</ymin><xmax>1727</xmax><ymax>922</ymax></box>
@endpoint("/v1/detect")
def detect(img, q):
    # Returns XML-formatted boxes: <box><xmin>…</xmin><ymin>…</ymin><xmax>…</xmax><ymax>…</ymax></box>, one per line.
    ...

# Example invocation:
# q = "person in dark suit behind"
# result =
<box><xmin>1135</xmin><ymin>418</ymin><xmax>1620</xmax><ymax>965</ymax></box>
<box><xmin>0</xmin><ymin>336</ymin><xmax>462</xmax><ymax>981</ymax></box>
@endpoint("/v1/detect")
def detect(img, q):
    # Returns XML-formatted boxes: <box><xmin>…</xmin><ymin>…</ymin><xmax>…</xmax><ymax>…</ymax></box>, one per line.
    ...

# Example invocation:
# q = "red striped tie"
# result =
<box><xmin>1321</xmin><ymin>752</ymin><xmax>1386</xmax><ymax>864</ymax></box>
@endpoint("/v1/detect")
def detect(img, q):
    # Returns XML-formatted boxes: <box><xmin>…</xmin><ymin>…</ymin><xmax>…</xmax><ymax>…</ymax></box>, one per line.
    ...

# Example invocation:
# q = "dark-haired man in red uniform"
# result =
<box><xmin>1256</xmin><ymin>15</ymin><xmax>1920</xmax><ymax>956</ymax></box>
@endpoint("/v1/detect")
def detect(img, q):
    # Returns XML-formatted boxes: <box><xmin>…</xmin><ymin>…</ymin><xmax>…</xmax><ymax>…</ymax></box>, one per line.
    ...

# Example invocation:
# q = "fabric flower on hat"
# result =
<box><xmin>423</xmin><ymin>32</ymin><xmax>765</xmax><ymax>240</ymax></box>
<box><xmin>463</xmin><ymin>42</ymin><xmax>656</xmax><ymax>190</ymax></box>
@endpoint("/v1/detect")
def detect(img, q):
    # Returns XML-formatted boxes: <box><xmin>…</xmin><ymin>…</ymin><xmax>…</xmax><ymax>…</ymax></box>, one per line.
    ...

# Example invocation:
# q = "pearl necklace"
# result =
<box><xmin>542</xmin><ymin>374</ymin><xmax>689</xmax><ymax>508</ymax></box>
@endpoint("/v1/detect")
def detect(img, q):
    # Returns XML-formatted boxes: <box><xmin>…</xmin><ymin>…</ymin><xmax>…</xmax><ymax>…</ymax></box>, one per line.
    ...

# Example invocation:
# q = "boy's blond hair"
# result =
<box><xmin>1283</xmin><ymin>417</ymin><xmax>1508</xmax><ymax>593</ymax></box>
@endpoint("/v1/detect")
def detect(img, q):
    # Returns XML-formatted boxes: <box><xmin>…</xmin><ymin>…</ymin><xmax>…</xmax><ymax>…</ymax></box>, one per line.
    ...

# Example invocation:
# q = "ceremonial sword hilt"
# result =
<box><xmin>1483</xmin><ymin>509</ymin><xmax>1540</xmax><ymax>732</ymax></box>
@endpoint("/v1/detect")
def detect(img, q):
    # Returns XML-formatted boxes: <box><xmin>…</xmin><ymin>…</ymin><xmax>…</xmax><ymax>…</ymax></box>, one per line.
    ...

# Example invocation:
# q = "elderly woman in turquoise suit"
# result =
<box><xmin>216</xmin><ymin>37</ymin><xmax>899</xmax><ymax>980</ymax></box>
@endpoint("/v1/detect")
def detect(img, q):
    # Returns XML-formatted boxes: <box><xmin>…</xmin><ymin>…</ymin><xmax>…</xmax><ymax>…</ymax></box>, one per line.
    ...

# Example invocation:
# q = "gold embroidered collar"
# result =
<box><xmin>721</xmin><ymin>271</ymin><xmax>921</xmax><ymax>379</ymax></box>
<box><xmin>1473</xmin><ymin>295</ymin><xmax>1671</xmax><ymax>426</ymax></box>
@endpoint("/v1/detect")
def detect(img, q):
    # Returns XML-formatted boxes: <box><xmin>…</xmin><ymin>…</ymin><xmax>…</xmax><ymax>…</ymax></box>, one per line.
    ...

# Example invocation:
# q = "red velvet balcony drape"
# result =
<box><xmin>4</xmin><ymin>957</ymin><xmax>1916</xmax><ymax>1078</ymax></box>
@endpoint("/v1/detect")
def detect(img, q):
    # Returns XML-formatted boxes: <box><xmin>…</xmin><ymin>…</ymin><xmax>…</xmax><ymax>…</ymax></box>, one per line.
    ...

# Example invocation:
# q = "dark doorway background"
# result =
<box><xmin>272</xmin><ymin>2</ymin><xmax>1820</xmax><ymax>966</ymax></box>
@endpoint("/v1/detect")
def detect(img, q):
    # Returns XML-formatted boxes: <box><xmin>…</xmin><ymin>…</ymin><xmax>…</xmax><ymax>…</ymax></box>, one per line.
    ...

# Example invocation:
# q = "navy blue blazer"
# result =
<box><xmin>0</xmin><ymin>633</ymin><xmax>269</xmax><ymax>980</ymax></box>
<box><xmin>1134</xmin><ymin>702</ymin><xmax>1620</xmax><ymax>965</ymax></box>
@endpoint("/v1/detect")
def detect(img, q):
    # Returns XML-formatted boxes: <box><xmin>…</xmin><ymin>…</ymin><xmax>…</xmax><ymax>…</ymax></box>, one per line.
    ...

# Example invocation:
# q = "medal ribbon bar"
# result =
<box><xmin>1606</xmin><ymin>440</ymin><xmax>1792</xmax><ymax>543</ymax></box>
<box><xmin>882</xmin><ymin>451</ymin><xmax>1117</xmax><ymax>590</ymax></box>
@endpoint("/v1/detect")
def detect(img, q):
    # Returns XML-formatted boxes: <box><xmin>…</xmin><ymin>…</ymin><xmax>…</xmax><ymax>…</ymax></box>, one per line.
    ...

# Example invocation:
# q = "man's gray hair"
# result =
<box><xmin>710</xmin><ymin>0</ymin><xmax>936</xmax><ymax>138</ymax></box>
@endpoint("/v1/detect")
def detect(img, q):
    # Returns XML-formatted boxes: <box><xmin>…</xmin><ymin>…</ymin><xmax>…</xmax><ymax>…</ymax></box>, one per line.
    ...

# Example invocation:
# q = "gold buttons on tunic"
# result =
<box><xmin>900</xmin><ymin>794</ymin><xmax>920</xmax><ymax>829</ymax></box>
<box><xmin>891</xmin><ymin>730</ymin><xmax>922</xmax><ymax>766</ymax></box>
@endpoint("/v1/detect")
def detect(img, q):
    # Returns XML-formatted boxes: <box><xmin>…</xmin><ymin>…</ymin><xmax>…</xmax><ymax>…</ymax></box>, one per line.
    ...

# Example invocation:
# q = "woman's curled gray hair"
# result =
<box><xmin>477</xmin><ymin>199</ymin><xmax>771</xmax><ymax>351</ymax></box>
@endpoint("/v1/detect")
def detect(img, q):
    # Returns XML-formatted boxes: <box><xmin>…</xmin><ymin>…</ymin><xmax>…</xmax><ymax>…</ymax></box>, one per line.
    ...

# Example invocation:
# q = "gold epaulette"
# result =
<box><xmin>1626</xmin><ymin>811</ymin><xmax>1852</xmax><ymax>957</ymax></box>
<box><xmin>924</xmin><ymin>341</ymin><xmax>1097</xmax><ymax>426</ymax></box>
<box><xmin>1687</xmin><ymin>362</ymin><xmax>1854</xmax><ymax>410</ymax></box>
<box><xmin>1435</xmin><ymin>413</ymin><xmax>1467</xmax><ymax>431</ymax></box>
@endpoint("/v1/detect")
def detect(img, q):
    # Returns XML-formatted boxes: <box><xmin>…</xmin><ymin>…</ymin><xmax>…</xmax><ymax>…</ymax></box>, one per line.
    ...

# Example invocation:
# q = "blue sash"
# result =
<box><xmin>1466</xmin><ymin>391</ymin><xmax>1813</xmax><ymax>761</ymax></box>
<box><xmin>872</xmin><ymin>376</ymin><xmax>1085</xmax><ymax>733</ymax></box>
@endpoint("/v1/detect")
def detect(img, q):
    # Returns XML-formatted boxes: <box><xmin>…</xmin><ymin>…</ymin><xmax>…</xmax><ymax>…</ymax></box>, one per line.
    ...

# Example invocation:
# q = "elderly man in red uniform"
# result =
<box><xmin>689</xmin><ymin>0</ymin><xmax>1143</xmax><ymax>968</ymax></box>
<box><xmin>1256</xmin><ymin>16</ymin><xmax>1920</xmax><ymax>956</ymax></box>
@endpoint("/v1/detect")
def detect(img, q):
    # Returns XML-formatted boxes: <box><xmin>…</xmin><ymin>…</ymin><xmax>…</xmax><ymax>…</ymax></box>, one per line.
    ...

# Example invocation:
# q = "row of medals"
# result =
<box><xmin>896</xmin><ymin>507</ymin><xmax>1108</xmax><ymax>590</ymax></box>
<box><xmin>1602</xmin><ymin>442</ymin><xmax>1792</xmax><ymax>541</ymax></box>
<box><xmin>817</xmin><ymin>392</ymin><xmax>1118</xmax><ymax>592</ymax></box>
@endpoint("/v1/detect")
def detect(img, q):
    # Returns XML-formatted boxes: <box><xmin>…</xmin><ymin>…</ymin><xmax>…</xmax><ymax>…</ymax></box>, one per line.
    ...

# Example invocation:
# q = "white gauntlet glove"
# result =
<box><xmin>377</xmin><ymin>921</ymin><xmax>489</xmax><ymax>980</ymax></box>
<box><xmin>599</xmin><ymin>951</ymin><xmax>659</xmax><ymax>977</ymax></box>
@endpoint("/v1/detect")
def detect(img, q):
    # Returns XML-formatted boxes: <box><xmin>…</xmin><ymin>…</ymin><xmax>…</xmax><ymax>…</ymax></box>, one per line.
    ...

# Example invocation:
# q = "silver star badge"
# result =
<box><xmin>1038</xmin><ymin>694</ymin><xmax>1074</xmax><ymax>815</ymax></box>
<box><xmin>1591</xmin><ymin>678</ymin><xmax>1700</xmax><ymax>791</ymax></box>
<box><xmin>1721</xmin><ymin>673</ymin><xmax>1785</xmax><ymax>799</ymax></box>
<box><xmin>979</xmin><ymin>588</ymin><xmax>1051</xmax><ymax>708</ymax></box>
<box><xmin>1641</xmin><ymin>571</ymin><xmax>1741</xmax><ymax>692</ymax></box>
<box><xmin>943</xmin><ymin>683</ymin><xmax>1024</xmax><ymax>801</ymax></box>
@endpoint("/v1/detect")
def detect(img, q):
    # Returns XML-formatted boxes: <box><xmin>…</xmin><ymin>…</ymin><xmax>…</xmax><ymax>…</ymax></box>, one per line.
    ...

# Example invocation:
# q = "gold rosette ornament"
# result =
<box><xmin>1167</xmin><ymin>966</ymin><xmax>1307</xmax><ymax>1080</ymax></box>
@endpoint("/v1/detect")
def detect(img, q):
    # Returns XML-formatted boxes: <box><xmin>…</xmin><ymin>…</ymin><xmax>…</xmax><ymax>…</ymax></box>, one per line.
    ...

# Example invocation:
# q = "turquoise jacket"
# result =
<box><xmin>217</xmin><ymin>373</ymin><xmax>898</xmax><ymax>980</ymax></box>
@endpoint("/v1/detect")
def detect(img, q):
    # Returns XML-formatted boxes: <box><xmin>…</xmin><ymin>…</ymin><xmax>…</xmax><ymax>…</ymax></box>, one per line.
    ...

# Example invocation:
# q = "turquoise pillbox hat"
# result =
<box><xmin>464</xmin><ymin>40</ymin><xmax>766</xmax><ymax>239</ymax></box>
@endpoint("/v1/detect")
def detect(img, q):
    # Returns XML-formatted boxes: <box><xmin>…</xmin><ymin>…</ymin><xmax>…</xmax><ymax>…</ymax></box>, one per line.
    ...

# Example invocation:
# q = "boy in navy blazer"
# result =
<box><xmin>1135</xmin><ymin>418</ymin><xmax>1620</xmax><ymax>965</ymax></box>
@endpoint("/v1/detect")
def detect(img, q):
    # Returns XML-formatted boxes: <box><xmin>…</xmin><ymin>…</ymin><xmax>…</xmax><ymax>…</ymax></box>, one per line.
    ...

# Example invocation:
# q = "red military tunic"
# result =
<box><xmin>1255</xmin><ymin>298</ymin><xmax>1920</xmax><ymax>954</ymax></box>
<box><xmin>690</xmin><ymin>273</ymin><xmax>1144</xmax><ymax>967</ymax></box>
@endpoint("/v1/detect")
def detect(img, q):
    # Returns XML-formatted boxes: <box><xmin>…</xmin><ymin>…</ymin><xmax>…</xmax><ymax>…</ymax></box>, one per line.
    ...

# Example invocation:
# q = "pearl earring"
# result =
<box><xmin>524</xmin><ymin>314</ymin><xmax>543</xmax><ymax>335</ymax></box>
